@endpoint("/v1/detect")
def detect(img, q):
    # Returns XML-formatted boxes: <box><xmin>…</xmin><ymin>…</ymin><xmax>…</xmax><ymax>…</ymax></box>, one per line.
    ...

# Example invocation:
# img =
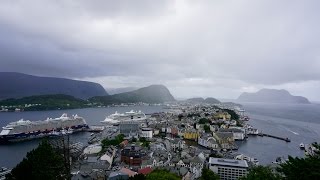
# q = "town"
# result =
<box><xmin>68</xmin><ymin>103</ymin><xmax>263</xmax><ymax>180</ymax></box>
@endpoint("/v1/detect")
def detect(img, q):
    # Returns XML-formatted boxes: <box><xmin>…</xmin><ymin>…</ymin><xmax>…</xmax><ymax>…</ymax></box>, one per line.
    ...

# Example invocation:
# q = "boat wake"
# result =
<box><xmin>284</xmin><ymin>128</ymin><xmax>299</xmax><ymax>135</ymax></box>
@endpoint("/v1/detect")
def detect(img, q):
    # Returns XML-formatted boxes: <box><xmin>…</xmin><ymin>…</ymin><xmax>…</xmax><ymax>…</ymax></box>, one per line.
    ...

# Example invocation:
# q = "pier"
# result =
<box><xmin>258</xmin><ymin>133</ymin><xmax>291</xmax><ymax>142</ymax></box>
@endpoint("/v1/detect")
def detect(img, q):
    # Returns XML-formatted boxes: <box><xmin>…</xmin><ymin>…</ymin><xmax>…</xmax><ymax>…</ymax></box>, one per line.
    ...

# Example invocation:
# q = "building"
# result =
<box><xmin>213</xmin><ymin>132</ymin><xmax>235</xmax><ymax>149</ymax></box>
<box><xmin>140</xmin><ymin>128</ymin><xmax>153</xmax><ymax>139</ymax></box>
<box><xmin>121</xmin><ymin>145</ymin><xmax>147</xmax><ymax>166</ymax></box>
<box><xmin>214</xmin><ymin>112</ymin><xmax>231</xmax><ymax>120</ymax></box>
<box><xmin>183</xmin><ymin>130</ymin><xmax>199</xmax><ymax>140</ymax></box>
<box><xmin>119</xmin><ymin>122</ymin><xmax>139</xmax><ymax>137</ymax></box>
<box><xmin>219</xmin><ymin>128</ymin><xmax>245</xmax><ymax>140</ymax></box>
<box><xmin>209</xmin><ymin>158</ymin><xmax>248</xmax><ymax>180</ymax></box>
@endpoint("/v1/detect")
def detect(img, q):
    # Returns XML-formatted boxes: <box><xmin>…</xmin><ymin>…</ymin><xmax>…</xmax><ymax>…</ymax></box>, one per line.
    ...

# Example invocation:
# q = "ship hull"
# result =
<box><xmin>0</xmin><ymin>124</ymin><xmax>88</xmax><ymax>144</ymax></box>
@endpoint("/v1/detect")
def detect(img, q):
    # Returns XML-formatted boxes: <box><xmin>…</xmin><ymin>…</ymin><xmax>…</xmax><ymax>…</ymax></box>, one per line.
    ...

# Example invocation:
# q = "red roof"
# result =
<box><xmin>138</xmin><ymin>167</ymin><xmax>153</xmax><ymax>175</ymax></box>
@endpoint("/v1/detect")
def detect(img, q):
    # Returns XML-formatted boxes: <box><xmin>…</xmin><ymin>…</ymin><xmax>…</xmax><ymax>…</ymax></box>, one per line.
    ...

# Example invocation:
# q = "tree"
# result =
<box><xmin>6</xmin><ymin>140</ymin><xmax>67</xmax><ymax>180</ymax></box>
<box><xmin>240</xmin><ymin>166</ymin><xmax>281</xmax><ymax>180</ymax></box>
<box><xmin>277</xmin><ymin>142</ymin><xmax>320</xmax><ymax>179</ymax></box>
<box><xmin>199</xmin><ymin>118</ymin><xmax>209</xmax><ymax>124</ymax></box>
<box><xmin>204</xmin><ymin>124</ymin><xmax>211</xmax><ymax>133</ymax></box>
<box><xmin>146</xmin><ymin>169</ymin><xmax>180</xmax><ymax>180</ymax></box>
<box><xmin>200</xmin><ymin>167</ymin><xmax>220</xmax><ymax>180</ymax></box>
<box><xmin>222</xmin><ymin>109</ymin><xmax>239</xmax><ymax>120</ymax></box>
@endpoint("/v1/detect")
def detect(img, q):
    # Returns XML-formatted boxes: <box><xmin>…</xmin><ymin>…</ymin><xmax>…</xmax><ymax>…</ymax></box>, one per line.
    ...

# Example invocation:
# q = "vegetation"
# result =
<box><xmin>199</xmin><ymin>118</ymin><xmax>209</xmax><ymax>124</ymax></box>
<box><xmin>0</xmin><ymin>94</ymin><xmax>88</xmax><ymax>111</ymax></box>
<box><xmin>204</xmin><ymin>124</ymin><xmax>211</xmax><ymax>133</ymax></box>
<box><xmin>222</xmin><ymin>109</ymin><xmax>239</xmax><ymax>120</ymax></box>
<box><xmin>101</xmin><ymin>134</ymin><xmax>125</xmax><ymax>149</ymax></box>
<box><xmin>240</xmin><ymin>166</ymin><xmax>281</xmax><ymax>180</ymax></box>
<box><xmin>6</xmin><ymin>140</ymin><xmax>68</xmax><ymax>180</ymax></box>
<box><xmin>146</xmin><ymin>169</ymin><xmax>180</xmax><ymax>180</ymax></box>
<box><xmin>200</xmin><ymin>167</ymin><xmax>220</xmax><ymax>180</ymax></box>
<box><xmin>139</xmin><ymin>137</ymin><xmax>150</xmax><ymax>148</ymax></box>
<box><xmin>277</xmin><ymin>143</ymin><xmax>320</xmax><ymax>179</ymax></box>
<box><xmin>241</xmin><ymin>143</ymin><xmax>320</xmax><ymax>180</ymax></box>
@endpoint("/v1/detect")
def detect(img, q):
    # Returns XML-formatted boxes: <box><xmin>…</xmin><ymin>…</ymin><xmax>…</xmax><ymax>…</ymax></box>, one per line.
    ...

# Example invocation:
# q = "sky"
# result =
<box><xmin>0</xmin><ymin>0</ymin><xmax>320</xmax><ymax>100</ymax></box>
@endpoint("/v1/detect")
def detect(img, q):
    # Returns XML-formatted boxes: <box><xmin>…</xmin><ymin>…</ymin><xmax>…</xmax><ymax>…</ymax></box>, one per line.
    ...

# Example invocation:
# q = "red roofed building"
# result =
<box><xmin>138</xmin><ymin>167</ymin><xmax>153</xmax><ymax>175</ymax></box>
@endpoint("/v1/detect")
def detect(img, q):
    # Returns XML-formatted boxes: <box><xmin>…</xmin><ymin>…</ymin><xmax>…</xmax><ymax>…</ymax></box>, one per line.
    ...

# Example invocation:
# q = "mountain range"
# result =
<box><xmin>0</xmin><ymin>72</ymin><xmax>107</xmax><ymax>100</ymax></box>
<box><xmin>185</xmin><ymin>97</ymin><xmax>221</xmax><ymax>104</ymax></box>
<box><xmin>0</xmin><ymin>72</ymin><xmax>176</xmax><ymax>106</ymax></box>
<box><xmin>90</xmin><ymin>85</ymin><xmax>175</xmax><ymax>104</ymax></box>
<box><xmin>237</xmin><ymin>89</ymin><xmax>310</xmax><ymax>104</ymax></box>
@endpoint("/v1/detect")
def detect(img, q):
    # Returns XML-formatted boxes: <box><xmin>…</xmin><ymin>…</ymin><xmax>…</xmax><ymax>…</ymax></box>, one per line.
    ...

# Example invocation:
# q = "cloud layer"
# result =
<box><xmin>1</xmin><ymin>0</ymin><xmax>320</xmax><ymax>100</ymax></box>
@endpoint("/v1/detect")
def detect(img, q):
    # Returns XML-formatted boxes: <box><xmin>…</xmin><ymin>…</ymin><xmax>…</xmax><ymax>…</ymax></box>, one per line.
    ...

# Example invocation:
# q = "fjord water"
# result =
<box><xmin>0</xmin><ymin>106</ymin><xmax>165</xmax><ymax>168</ymax></box>
<box><xmin>1</xmin><ymin>103</ymin><xmax>320</xmax><ymax>168</ymax></box>
<box><xmin>237</xmin><ymin>102</ymin><xmax>320</xmax><ymax>164</ymax></box>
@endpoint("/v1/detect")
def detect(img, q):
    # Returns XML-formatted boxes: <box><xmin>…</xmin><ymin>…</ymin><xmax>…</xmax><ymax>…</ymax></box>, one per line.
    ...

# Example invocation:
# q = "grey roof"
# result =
<box><xmin>209</xmin><ymin>158</ymin><xmax>248</xmax><ymax>168</ymax></box>
<box><xmin>216</xmin><ymin>132</ymin><xmax>233</xmax><ymax>139</ymax></box>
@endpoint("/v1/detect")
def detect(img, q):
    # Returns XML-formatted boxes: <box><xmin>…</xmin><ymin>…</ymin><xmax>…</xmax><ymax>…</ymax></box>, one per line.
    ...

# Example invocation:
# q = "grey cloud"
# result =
<box><xmin>0</xmin><ymin>0</ymin><xmax>320</xmax><ymax>100</ymax></box>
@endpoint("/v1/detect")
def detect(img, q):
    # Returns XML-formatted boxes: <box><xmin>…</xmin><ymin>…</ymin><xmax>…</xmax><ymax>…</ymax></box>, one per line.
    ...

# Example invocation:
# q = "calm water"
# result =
<box><xmin>1</xmin><ymin>103</ymin><xmax>320</xmax><ymax>168</ymax></box>
<box><xmin>0</xmin><ymin>106</ymin><xmax>165</xmax><ymax>168</ymax></box>
<box><xmin>237</xmin><ymin>102</ymin><xmax>320</xmax><ymax>164</ymax></box>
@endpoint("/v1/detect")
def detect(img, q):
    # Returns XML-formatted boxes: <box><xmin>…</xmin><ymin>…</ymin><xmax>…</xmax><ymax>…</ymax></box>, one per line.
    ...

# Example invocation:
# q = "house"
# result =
<box><xmin>138</xmin><ymin>167</ymin><xmax>153</xmax><ymax>175</ymax></box>
<box><xmin>184</xmin><ymin>130</ymin><xmax>199</xmax><ymax>140</ymax></box>
<box><xmin>219</xmin><ymin>128</ymin><xmax>245</xmax><ymax>140</ymax></box>
<box><xmin>198</xmin><ymin>134</ymin><xmax>219</xmax><ymax>149</ymax></box>
<box><xmin>108</xmin><ymin>171</ymin><xmax>129</xmax><ymax>180</ymax></box>
<box><xmin>213</xmin><ymin>132</ymin><xmax>234</xmax><ymax>149</ymax></box>
<box><xmin>141</xmin><ymin>128</ymin><xmax>153</xmax><ymax>139</ymax></box>
<box><xmin>171</xmin><ymin>139</ymin><xmax>186</xmax><ymax>151</ymax></box>
<box><xmin>119</xmin><ymin>168</ymin><xmax>137</xmax><ymax>177</ymax></box>
<box><xmin>214</xmin><ymin>112</ymin><xmax>231</xmax><ymax>121</ymax></box>
<box><xmin>121</xmin><ymin>145</ymin><xmax>147</xmax><ymax>166</ymax></box>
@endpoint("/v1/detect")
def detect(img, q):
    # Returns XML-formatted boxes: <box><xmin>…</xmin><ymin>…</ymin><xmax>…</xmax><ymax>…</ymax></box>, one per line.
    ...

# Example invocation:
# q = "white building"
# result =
<box><xmin>209</xmin><ymin>158</ymin><xmax>248</xmax><ymax>180</ymax></box>
<box><xmin>141</xmin><ymin>128</ymin><xmax>153</xmax><ymax>139</ymax></box>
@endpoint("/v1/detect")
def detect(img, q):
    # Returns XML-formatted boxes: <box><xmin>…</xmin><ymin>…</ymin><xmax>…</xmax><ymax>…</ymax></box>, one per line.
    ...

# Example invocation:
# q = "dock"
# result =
<box><xmin>258</xmin><ymin>133</ymin><xmax>291</xmax><ymax>142</ymax></box>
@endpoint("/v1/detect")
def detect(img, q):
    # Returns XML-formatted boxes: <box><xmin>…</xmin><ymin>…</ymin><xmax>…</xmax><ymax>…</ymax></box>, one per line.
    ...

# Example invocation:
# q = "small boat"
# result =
<box><xmin>300</xmin><ymin>143</ymin><xmax>305</xmax><ymax>150</ymax></box>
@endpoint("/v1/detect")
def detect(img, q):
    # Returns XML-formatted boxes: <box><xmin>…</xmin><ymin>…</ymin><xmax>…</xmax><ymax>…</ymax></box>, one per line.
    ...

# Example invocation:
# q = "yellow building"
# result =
<box><xmin>214</xmin><ymin>112</ymin><xmax>231</xmax><ymax>120</ymax></box>
<box><xmin>183</xmin><ymin>131</ymin><xmax>199</xmax><ymax>140</ymax></box>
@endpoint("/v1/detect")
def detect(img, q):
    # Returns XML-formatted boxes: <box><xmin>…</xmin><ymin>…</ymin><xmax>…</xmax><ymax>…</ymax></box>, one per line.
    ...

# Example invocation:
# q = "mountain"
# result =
<box><xmin>186</xmin><ymin>97</ymin><xmax>205</xmax><ymax>103</ymax></box>
<box><xmin>90</xmin><ymin>85</ymin><xmax>175</xmax><ymax>104</ymax></box>
<box><xmin>238</xmin><ymin>89</ymin><xmax>310</xmax><ymax>104</ymax></box>
<box><xmin>106</xmin><ymin>87</ymin><xmax>140</xmax><ymax>95</ymax></box>
<box><xmin>186</xmin><ymin>97</ymin><xmax>221</xmax><ymax>104</ymax></box>
<box><xmin>204</xmin><ymin>97</ymin><xmax>221</xmax><ymax>104</ymax></box>
<box><xmin>0</xmin><ymin>72</ymin><xmax>108</xmax><ymax>100</ymax></box>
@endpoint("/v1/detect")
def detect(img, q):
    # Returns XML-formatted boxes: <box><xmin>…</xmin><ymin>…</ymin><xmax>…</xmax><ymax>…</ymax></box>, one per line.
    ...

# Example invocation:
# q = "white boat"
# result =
<box><xmin>100</xmin><ymin>110</ymin><xmax>147</xmax><ymax>124</ymax></box>
<box><xmin>300</xmin><ymin>143</ymin><xmax>305</xmax><ymax>149</ymax></box>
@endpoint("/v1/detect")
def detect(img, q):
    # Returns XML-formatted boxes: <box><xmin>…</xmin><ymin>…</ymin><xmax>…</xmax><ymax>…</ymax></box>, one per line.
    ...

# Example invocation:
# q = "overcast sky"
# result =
<box><xmin>1</xmin><ymin>0</ymin><xmax>320</xmax><ymax>100</ymax></box>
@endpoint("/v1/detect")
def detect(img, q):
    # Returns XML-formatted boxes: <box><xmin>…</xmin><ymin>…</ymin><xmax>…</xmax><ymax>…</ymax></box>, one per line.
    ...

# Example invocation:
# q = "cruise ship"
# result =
<box><xmin>100</xmin><ymin>110</ymin><xmax>147</xmax><ymax>124</ymax></box>
<box><xmin>0</xmin><ymin>113</ymin><xmax>88</xmax><ymax>143</ymax></box>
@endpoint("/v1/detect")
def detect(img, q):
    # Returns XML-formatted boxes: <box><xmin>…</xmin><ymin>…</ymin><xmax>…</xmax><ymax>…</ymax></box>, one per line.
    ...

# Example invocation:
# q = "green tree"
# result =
<box><xmin>222</xmin><ymin>109</ymin><xmax>239</xmax><ymax>120</ymax></box>
<box><xmin>240</xmin><ymin>166</ymin><xmax>281</xmax><ymax>180</ymax></box>
<box><xmin>146</xmin><ymin>169</ymin><xmax>180</xmax><ymax>180</ymax></box>
<box><xmin>277</xmin><ymin>142</ymin><xmax>320</xmax><ymax>179</ymax></box>
<box><xmin>200</xmin><ymin>167</ymin><xmax>220</xmax><ymax>180</ymax></box>
<box><xmin>204</xmin><ymin>124</ymin><xmax>211</xmax><ymax>133</ymax></box>
<box><xmin>199</xmin><ymin>118</ymin><xmax>209</xmax><ymax>124</ymax></box>
<box><xmin>6</xmin><ymin>140</ymin><xmax>67</xmax><ymax>180</ymax></box>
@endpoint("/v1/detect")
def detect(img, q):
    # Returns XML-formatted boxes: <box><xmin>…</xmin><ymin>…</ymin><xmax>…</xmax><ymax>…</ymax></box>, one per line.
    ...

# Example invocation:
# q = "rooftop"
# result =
<box><xmin>209</xmin><ymin>157</ymin><xmax>248</xmax><ymax>168</ymax></box>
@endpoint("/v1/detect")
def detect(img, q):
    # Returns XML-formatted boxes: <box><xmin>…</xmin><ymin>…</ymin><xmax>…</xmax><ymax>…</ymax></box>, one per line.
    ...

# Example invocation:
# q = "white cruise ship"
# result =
<box><xmin>100</xmin><ymin>110</ymin><xmax>147</xmax><ymax>124</ymax></box>
<box><xmin>0</xmin><ymin>113</ymin><xmax>88</xmax><ymax>143</ymax></box>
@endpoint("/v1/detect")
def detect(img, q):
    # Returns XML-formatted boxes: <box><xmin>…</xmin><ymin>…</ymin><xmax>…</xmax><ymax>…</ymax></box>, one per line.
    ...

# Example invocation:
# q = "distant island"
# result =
<box><xmin>185</xmin><ymin>97</ymin><xmax>221</xmax><ymax>104</ymax></box>
<box><xmin>237</xmin><ymin>89</ymin><xmax>310</xmax><ymax>104</ymax></box>
<box><xmin>0</xmin><ymin>72</ymin><xmax>108</xmax><ymax>100</ymax></box>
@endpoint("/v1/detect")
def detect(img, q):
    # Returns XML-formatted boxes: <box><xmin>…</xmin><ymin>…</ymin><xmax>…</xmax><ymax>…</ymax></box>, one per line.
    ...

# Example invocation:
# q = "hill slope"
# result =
<box><xmin>238</xmin><ymin>89</ymin><xmax>310</xmax><ymax>104</ymax></box>
<box><xmin>0</xmin><ymin>72</ymin><xmax>108</xmax><ymax>100</ymax></box>
<box><xmin>186</xmin><ymin>97</ymin><xmax>220</xmax><ymax>104</ymax></box>
<box><xmin>90</xmin><ymin>85</ymin><xmax>175</xmax><ymax>104</ymax></box>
